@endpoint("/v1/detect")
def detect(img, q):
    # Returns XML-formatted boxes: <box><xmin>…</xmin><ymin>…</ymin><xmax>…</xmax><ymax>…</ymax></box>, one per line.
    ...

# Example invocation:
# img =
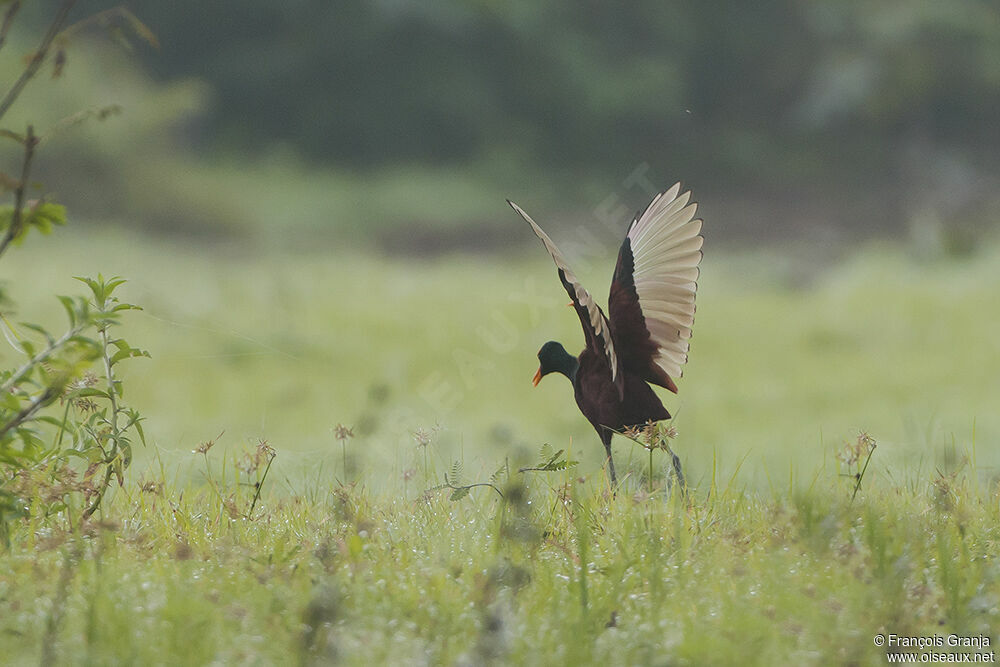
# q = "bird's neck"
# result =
<box><xmin>555</xmin><ymin>354</ymin><xmax>580</xmax><ymax>383</ymax></box>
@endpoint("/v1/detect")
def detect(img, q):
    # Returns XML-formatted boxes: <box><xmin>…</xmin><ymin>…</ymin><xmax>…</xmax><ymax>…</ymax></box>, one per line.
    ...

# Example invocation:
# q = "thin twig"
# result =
<box><xmin>98</xmin><ymin>320</ymin><xmax>121</xmax><ymax>454</ymax></box>
<box><xmin>449</xmin><ymin>480</ymin><xmax>504</xmax><ymax>499</ymax></box>
<box><xmin>57</xmin><ymin>7</ymin><xmax>159</xmax><ymax>49</ymax></box>
<box><xmin>0</xmin><ymin>1</ymin><xmax>21</xmax><ymax>53</ymax></box>
<box><xmin>82</xmin><ymin>467</ymin><xmax>113</xmax><ymax>519</ymax></box>
<box><xmin>82</xmin><ymin>318</ymin><xmax>125</xmax><ymax>519</ymax></box>
<box><xmin>0</xmin><ymin>317</ymin><xmax>89</xmax><ymax>395</ymax></box>
<box><xmin>0</xmin><ymin>0</ymin><xmax>77</xmax><ymax>122</ymax></box>
<box><xmin>428</xmin><ymin>475</ymin><xmax>505</xmax><ymax>500</ymax></box>
<box><xmin>850</xmin><ymin>444</ymin><xmax>877</xmax><ymax>503</ymax></box>
<box><xmin>0</xmin><ymin>386</ymin><xmax>57</xmax><ymax>438</ymax></box>
<box><xmin>0</xmin><ymin>125</ymin><xmax>38</xmax><ymax>261</ymax></box>
<box><xmin>248</xmin><ymin>452</ymin><xmax>276</xmax><ymax>518</ymax></box>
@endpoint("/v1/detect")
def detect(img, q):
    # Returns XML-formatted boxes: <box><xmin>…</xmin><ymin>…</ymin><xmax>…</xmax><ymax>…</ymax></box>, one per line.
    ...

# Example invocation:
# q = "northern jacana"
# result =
<box><xmin>508</xmin><ymin>184</ymin><xmax>703</xmax><ymax>485</ymax></box>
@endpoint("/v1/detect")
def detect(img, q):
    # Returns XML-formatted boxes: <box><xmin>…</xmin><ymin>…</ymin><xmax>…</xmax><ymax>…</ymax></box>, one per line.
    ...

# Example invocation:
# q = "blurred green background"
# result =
<box><xmin>2</xmin><ymin>1</ymin><xmax>999</xmax><ymax>489</ymax></box>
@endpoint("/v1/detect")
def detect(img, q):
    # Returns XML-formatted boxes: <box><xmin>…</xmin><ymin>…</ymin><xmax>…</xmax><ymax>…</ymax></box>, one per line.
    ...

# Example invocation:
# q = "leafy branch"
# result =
<box><xmin>518</xmin><ymin>444</ymin><xmax>578</xmax><ymax>473</ymax></box>
<box><xmin>0</xmin><ymin>295</ymin><xmax>91</xmax><ymax>397</ymax></box>
<box><xmin>431</xmin><ymin>460</ymin><xmax>504</xmax><ymax>500</ymax></box>
<box><xmin>0</xmin><ymin>1</ymin><xmax>155</xmax><ymax>536</ymax></box>
<box><xmin>0</xmin><ymin>386</ymin><xmax>58</xmax><ymax>437</ymax></box>
<box><xmin>80</xmin><ymin>276</ymin><xmax>148</xmax><ymax>519</ymax></box>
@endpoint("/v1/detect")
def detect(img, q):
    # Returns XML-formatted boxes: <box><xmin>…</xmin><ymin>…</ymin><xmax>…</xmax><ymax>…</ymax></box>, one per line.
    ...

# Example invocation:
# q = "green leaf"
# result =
<box><xmin>449</xmin><ymin>486</ymin><xmax>471</xmax><ymax>501</ymax></box>
<box><xmin>65</xmin><ymin>448</ymin><xmax>103</xmax><ymax>463</ymax></box>
<box><xmin>489</xmin><ymin>463</ymin><xmax>507</xmax><ymax>486</ymax></box>
<box><xmin>521</xmin><ymin>446</ymin><xmax>579</xmax><ymax>473</ymax></box>
<box><xmin>111</xmin><ymin>303</ymin><xmax>142</xmax><ymax>313</ymax></box>
<box><xmin>74</xmin><ymin>276</ymin><xmax>103</xmax><ymax>303</ymax></box>
<box><xmin>109</xmin><ymin>339</ymin><xmax>150</xmax><ymax>366</ymax></box>
<box><xmin>132</xmin><ymin>414</ymin><xmax>146</xmax><ymax>447</ymax></box>
<box><xmin>15</xmin><ymin>427</ymin><xmax>45</xmax><ymax>453</ymax></box>
<box><xmin>0</xmin><ymin>392</ymin><xmax>21</xmax><ymax>411</ymax></box>
<box><xmin>448</xmin><ymin>459</ymin><xmax>464</xmax><ymax>487</ymax></box>
<box><xmin>58</xmin><ymin>296</ymin><xmax>78</xmax><ymax>328</ymax></box>
<box><xmin>103</xmin><ymin>277</ymin><xmax>127</xmax><ymax>294</ymax></box>
<box><xmin>17</xmin><ymin>339</ymin><xmax>35</xmax><ymax>357</ymax></box>
<box><xmin>36</xmin><ymin>415</ymin><xmax>70</xmax><ymax>428</ymax></box>
<box><xmin>68</xmin><ymin>387</ymin><xmax>110</xmax><ymax>400</ymax></box>
<box><xmin>19</xmin><ymin>322</ymin><xmax>54</xmax><ymax>346</ymax></box>
<box><xmin>24</xmin><ymin>202</ymin><xmax>67</xmax><ymax>235</ymax></box>
<box><xmin>74</xmin><ymin>275</ymin><xmax>126</xmax><ymax>309</ymax></box>
<box><xmin>113</xmin><ymin>455</ymin><xmax>124</xmax><ymax>486</ymax></box>
<box><xmin>121</xmin><ymin>438</ymin><xmax>133</xmax><ymax>468</ymax></box>
<box><xmin>110</xmin><ymin>346</ymin><xmax>147</xmax><ymax>366</ymax></box>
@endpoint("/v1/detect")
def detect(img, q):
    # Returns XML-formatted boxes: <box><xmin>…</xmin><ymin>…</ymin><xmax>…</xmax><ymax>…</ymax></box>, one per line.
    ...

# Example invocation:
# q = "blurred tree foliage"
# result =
<box><xmin>6</xmin><ymin>0</ymin><xmax>995</xmax><ymax>245</ymax></box>
<box><xmin>108</xmin><ymin>0</ymin><xmax>1000</xmax><ymax>192</ymax></box>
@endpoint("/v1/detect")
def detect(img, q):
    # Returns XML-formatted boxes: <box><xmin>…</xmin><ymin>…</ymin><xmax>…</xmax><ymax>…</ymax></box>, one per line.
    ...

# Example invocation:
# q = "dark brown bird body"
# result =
<box><xmin>574</xmin><ymin>347</ymin><xmax>670</xmax><ymax>439</ymax></box>
<box><xmin>510</xmin><ymin>185</ymin><xmax>703</xmax><ymax>485</ymax></box>
<box><xmin>573</xmin><ymin>347</ymin><xmax>670</xmax><ymax>481</ymax></box>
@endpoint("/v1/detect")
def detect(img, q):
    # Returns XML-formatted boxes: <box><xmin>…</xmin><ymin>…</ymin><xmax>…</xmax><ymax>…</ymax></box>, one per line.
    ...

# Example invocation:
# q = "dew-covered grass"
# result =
<box><xmin>1</xmin><ymin>231</ymin><xmax>999</xmax><ymax>664</ymax></box>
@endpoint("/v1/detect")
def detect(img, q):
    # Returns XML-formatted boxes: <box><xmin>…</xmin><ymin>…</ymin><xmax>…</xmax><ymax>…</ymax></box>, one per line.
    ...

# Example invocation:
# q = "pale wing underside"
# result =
<box><xmin>508</xmin><ymin>200</ymin><xmax>620</xmax><ymax>386</ymax></box>
<box><xmin>626</xmin><ymin>183</ymin><xmax>703</xmax><ymax>380</ymax></box>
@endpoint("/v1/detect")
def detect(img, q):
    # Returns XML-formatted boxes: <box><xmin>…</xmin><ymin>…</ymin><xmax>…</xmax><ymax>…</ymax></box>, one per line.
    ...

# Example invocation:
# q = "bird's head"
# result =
<box><xmin>533</xmin><ymin>341</ymin><xmax>578</xmax><ymax>385</ymax></box>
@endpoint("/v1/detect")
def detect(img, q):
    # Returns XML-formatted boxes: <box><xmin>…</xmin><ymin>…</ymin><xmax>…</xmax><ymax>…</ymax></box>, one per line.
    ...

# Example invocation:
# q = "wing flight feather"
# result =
<box><xmin>508</xmin><ymin>200</ymin><xmax>621</xmax><ymax>394</ymax></box>
<box><xmin>608</xmin><ymin>184</ymin><xmax>703</xmax><ymax>391</ymax></box>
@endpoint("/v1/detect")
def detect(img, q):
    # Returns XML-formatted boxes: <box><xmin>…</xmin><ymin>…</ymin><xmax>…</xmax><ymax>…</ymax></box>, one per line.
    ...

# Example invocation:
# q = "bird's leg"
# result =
<box><xmin>601</xmin><ymin>429</ymin><xmax>617</xmax><ymax>487</ymax></box>
<box><xmin>663</xmin><ymin>441</ymin><xmax>685</xmax><ymax>493</ymax></box>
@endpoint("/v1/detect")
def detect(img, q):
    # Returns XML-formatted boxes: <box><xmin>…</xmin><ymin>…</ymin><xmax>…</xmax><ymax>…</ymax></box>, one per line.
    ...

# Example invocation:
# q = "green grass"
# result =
<box><xmin>4</xmin><ymin>229</ymin><xmax>998</xmax><ymax>487</ymax></box>
<box><xmin>1</xmin><ymin>450</ymin><xmax>997</xmax><ymax>665</ymax></box>
<box><xmin>2</xmin><ymin>231</ymin><xmax>1000</xmax><ymax>664</ymax></box>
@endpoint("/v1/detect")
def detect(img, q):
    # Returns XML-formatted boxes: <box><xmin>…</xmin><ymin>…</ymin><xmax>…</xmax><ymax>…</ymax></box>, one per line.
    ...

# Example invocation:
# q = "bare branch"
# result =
<box><xmin>0</xmin><ymin>1</ymin><xmax>21</xmax><ymax>53</ymax></box>
<box><xmin>0</xmin><ymin>124</ymin><xmax>37</xmax><ymax>260</ymax></box>
<box><xmin>0</xmin><ymin>386</ymin><xmax>58</xmax><ymax>439</ymax></box>
<box><xmin>0</xmin><ymin>0</ymin><xmax>77</xmax><ymax>123</ymax></box>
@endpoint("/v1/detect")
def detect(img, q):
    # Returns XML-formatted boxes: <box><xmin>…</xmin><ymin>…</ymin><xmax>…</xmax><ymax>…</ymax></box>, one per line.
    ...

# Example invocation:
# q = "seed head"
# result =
<box><xmin>838</xmin><ymin>431</ymin><xmax>876</xmax><ymax>467</ymax></box>
<box><xmin>334</xmin><ymin>423</ymin><xmax>354</xmax><ymax>442</ymax></box>
<box><xmin>412</xmin><ymin>428</ymin><xmax>433</xmax><ymax>448</ymax></box>
<box><xmin>255</xmin><ymin>440</ymin><xmax>276</xmax><ymax>463</ymax></box>
<box><xmin>194</xmin><ymin>430</ymin><xmax>224</xmax><ymax>455</ymax></box>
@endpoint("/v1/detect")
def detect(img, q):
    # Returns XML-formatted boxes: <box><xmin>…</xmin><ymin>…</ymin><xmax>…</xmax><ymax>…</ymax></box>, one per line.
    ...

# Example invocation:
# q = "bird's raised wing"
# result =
<box><xmin>508</xmin><ymin>200</ymin><xmax>622</xmax><ymax>396</ymax></box>
<box><xmin>608</xmin><ymin>183</ymin><xmax>702</xmax><ymax>393</ymax></box>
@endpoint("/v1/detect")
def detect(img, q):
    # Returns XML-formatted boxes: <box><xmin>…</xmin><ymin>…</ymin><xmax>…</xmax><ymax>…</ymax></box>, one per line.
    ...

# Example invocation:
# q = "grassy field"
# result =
<box><xmin>2</xmin><ymin>230</ymin><xmax>1000</xmax><ymax>664</ymax></box>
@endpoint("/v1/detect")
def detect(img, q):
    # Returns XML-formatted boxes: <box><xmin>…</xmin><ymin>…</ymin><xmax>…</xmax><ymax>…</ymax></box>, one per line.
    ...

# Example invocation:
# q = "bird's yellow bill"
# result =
<box><xmin>532</xmin><ymin>367</ymin><xmax>542</xmax><ymax>386</ymax></box>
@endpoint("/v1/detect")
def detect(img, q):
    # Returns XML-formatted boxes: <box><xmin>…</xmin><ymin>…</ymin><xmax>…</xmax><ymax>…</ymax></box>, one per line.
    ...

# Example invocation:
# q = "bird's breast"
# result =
<box><xmin>573</xmin><ymin>351</ymin><xmax>622</xmax><ymax>429</ymax></box>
